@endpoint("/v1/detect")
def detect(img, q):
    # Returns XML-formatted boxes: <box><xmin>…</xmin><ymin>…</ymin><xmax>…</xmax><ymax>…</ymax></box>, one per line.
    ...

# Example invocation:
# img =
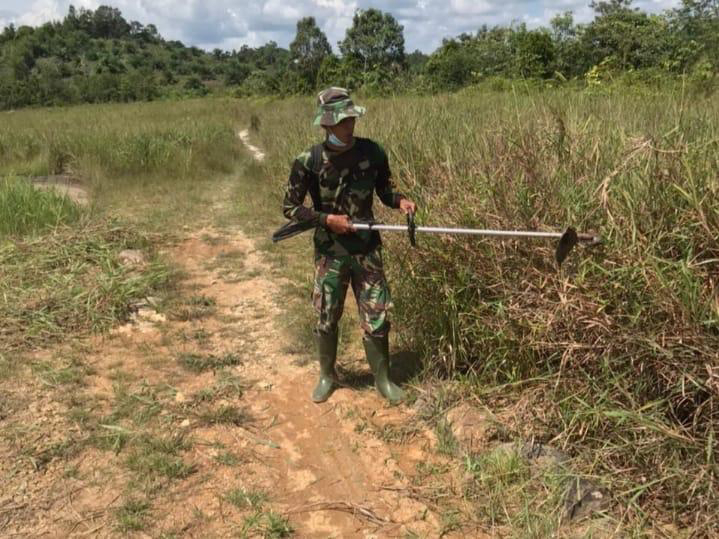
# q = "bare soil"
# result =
<box><xmin>1</xmin><ymin>222</ymin><xmax>475</xmax><ymax>537</ymax></box>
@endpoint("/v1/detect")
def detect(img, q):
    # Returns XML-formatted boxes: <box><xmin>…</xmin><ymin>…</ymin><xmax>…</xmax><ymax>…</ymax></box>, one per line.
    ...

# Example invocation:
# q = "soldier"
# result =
<box><xmin>282</xmin><ymin>87</ymin><xmax>417</xmax><ymax>404</ymax></box>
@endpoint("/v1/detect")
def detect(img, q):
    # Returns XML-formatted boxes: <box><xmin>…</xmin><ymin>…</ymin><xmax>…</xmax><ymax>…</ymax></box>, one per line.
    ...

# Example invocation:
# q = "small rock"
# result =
<box><xmin>563</xmin><ymin>477</ymin><xmax>610</xmax><ymax>521</ymax></box>
<box><xmin>134</xmin><ymin>307</ymin><xmax>166</xmax><ymax>323</ymax></box>
<box><xmin>445</xmin><ymin>403</ymin><xmax>490</xmax><ymax>454</ymax></box>
<box><xmin>175</xmin><ymin>392</ymin><xmax>187</xmax><ymax>403</ymax></box>
<box><xmin>118</xmin><ymin>249</ymin><xmax>146</xmax><ymax>267</ymax></box>
<box><xmin>180</xmin><ymin>419</ymin><xmax>191</xmax><ymax>428</ymax></box>
<box><xmin>519</xmin><ymin>440</ymin><xmax>570</xmax><ymax>470</ymax></box>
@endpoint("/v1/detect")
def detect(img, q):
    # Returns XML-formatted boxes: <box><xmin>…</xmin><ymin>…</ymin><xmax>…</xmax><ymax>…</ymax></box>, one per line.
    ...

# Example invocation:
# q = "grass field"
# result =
<box><xmin>245</xmin><ymin>88</ymin><xmax>718</xmax><ymax>534</ymax></box>
<box><xmin>1</xmin><ymin>88</ymin><xmax>717</xmax><ymax>535</ymax></box>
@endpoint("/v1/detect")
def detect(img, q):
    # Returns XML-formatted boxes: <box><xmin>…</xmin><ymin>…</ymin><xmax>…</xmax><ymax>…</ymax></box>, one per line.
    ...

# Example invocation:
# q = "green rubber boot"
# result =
<box><xmin>312</xmin><ymin>331</ymin><xmax>338</xmax><ymax>403</ymax></box>
<box><xmin>363</xmin><ymin>335</ymin><xmax>404</xmax><ymax>403</ymax></box>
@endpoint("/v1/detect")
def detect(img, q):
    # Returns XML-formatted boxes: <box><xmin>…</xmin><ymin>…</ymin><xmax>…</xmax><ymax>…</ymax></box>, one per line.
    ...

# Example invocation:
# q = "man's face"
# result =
<box><xmin>329</xmin><ymin>117</ymin><xmax>356</xmax><ymax>143</ymax></box>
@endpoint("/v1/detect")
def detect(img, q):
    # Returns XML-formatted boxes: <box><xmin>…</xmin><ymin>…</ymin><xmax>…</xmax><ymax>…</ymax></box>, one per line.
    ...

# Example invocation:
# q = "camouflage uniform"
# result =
<box><xmin>283</xmin><ymin>87</ymin><xmax>406</xmax><ymax>404</ymax></box>
<box><xmin>282</xmin><ymin>92</ymin><xmax>405</xmax><ymax>338</ymax></box>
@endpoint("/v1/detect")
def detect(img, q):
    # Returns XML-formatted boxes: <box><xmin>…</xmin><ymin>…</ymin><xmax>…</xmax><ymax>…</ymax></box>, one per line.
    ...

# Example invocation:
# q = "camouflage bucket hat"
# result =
<box><xmin>313</xmin><ymin>87</ymin><xmax>366</xmax><ymax>127</ymax></box>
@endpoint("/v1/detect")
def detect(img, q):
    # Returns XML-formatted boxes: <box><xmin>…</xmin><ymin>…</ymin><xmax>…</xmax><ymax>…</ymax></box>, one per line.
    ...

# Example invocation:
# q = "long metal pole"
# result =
<box><xmin>352</xmin><ymin>223</ymin><xmax>597</xmax><ymax>242</ymax></box>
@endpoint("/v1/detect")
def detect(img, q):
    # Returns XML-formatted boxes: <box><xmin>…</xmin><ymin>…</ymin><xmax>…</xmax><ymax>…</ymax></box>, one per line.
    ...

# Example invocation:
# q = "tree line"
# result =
<box><xmin>1</xmin><ymin>1</ymin><xmax>717</xmax><ymax>109</ymax></box>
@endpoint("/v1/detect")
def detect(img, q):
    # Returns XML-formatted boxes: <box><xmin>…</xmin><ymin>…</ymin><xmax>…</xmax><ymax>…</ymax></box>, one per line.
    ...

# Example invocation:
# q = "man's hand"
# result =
<box><xmin>326</xmin><ymin>214</ymin><xmax>355</xmax><ymax>234</ymax></box>
<box><xmin>399</xmin><ymin>198</ymin><xmax>417</xmax><ymax>215</ymax></box>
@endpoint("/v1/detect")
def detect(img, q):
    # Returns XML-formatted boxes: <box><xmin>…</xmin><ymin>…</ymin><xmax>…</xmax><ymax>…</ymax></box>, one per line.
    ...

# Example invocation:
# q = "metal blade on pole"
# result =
<box><xmin>352</xmin><ymin>219</ymin><xmax>599</xmax><ymax>266</ymax></box>
<box><xmin>355</xmin><ymin>223</ymin><xmax>576</xmax><ymax>239</ymax></box>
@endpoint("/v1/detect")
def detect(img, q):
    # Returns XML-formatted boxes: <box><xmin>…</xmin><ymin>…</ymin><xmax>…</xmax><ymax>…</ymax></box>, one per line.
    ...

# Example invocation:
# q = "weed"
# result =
<box><xmin>434</xmin><ymin>419</ymin><xmax>459</xmax><ymax>456</ymax></box>
<box><xmin>190</xmin><ymin>372</ymin><xmax>247</xmax><ymax>403</ymax></box>
<box><xmin>224</xmin><ymin>488</ymin><xmax>268</xmax><ymax>509</ymax></box>
<box><xmin>0</xmin><ymin>176</ymin><xmax>83</xmax><ymax>236</ymax></box>
<box><xmin>166</xmin><ymin>294</ymin><xmax>216</xmax><ymax>321</ymax></box>
<box><xmin>241</xmin><ymin>510</ymin><xmax>293</xmax><ymax>539</ymax></box>
<box><xmin>0</xmin><ymin>222</ymin><xmax>173</xmax><ymax>351</ymax></box>
<box><xmin>115</xmin><ymin>498</ymin><xmax>150</xmax><ymax>532</ymax></box>
<box><xmin>0</xmin><ymin>354</ymin><xmax>17</xmax><ymax>381</ymax></box>
<box><xmin>177</xmin><ymin>352</ymin><xmax>242</xmax><ymax>373</ymax></box>
<box><xmin>125</xmin><ymin>434</ymin><xmax>195</xmax><ymax>480</ymax></box>
<box><xmin>214</xmin><ymin>451</ymin><xmax>243</xmax><ymax>466</ymax></box>
<box><xmin>264</xmin><ymin>512</ymin><xmax>293</xmax><ymax>538</ymax></box>
<box><xmin>31</xmin><ymin>357</ymin><xmax>90</xmax><ymax>387</ymax></box>
<box><xmin>197</xmin><ymin>405</ymin><xmax>251</xmax><ymax>426</ymax></box>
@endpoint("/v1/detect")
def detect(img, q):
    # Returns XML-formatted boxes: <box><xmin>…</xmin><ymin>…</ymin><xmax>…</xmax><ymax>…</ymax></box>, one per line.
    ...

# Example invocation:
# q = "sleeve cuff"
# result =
<box><xmin>319</xmin><ymin>212</ymin><xmax>329</xmax><ymax>228</ymax></box>
<box><xmin>394</xmin><ymin>194</ymin><xmax>406</xmax><ymax>209</ymax></box>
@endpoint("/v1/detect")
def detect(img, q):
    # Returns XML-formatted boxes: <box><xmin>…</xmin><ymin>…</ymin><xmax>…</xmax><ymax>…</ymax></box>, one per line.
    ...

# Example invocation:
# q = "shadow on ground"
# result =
<box><xmin>336</xmin><ymin>348</ymin><xmax>422</xmax><ymax>389</ymax></box>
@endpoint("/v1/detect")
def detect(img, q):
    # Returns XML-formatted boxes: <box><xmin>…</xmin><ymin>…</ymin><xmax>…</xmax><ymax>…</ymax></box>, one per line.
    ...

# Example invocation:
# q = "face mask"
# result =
<box><xmin>327</xmin><ymin>131</ymin><xmax>347</xmax><ymax>147</ymax></box>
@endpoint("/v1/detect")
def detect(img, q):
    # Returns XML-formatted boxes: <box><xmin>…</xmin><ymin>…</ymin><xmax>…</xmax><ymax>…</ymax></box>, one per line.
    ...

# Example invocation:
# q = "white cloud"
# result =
<box><xmin>449</xmin><ymin>0</ymin><xmax>494</xmax><ymax>16</ymax></box>
<box><xmin>262</xmin><ymin>0</ymin><xmax>302</xmax><ymax>21</ymax></box>
<box><xmin>0</xmin><ymin>0</ymin><xmax>682</xmax><ymax>53</ymax></box>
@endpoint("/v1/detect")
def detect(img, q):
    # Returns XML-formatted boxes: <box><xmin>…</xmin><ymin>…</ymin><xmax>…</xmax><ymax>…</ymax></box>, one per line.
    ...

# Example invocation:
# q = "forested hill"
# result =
<box><xmin>1</xmin><ymin>1</ymin><xmax>718</xmax><ymax>110</ymax></box>
<box><xmin>0</xmin><ymin>5</ymin><xmax>294</xmax><ymax>109</ymax></box>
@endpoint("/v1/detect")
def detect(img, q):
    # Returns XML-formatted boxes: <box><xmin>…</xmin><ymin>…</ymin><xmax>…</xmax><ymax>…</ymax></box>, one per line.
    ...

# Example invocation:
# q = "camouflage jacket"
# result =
<box><xmin>282</xmin><ymin>137</ymin><xmax>405</xmax><ymax>256</ymax></box>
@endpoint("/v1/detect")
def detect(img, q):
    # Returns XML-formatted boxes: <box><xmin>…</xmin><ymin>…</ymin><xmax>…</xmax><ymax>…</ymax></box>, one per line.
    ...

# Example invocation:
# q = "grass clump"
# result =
<box><xmin>0</xmin><ymin>221</ymin><xmax>173</xmax><ymax>352</ymax></box>
<box><xmin>241</xmin><ymin>510</ymin><xmax>293</xmax><ymax>539</ymax></box>
<box><xmin>115</xmin><ymin>498</ymin><xmax>151</xmax><ymax>532</ymax></box>
<box><xmin>125</xmin><ymin>434</ymin><xmax>195</xmax><ymax>480</ymax></box>
<box><xmin>31</xmin><ymin>357</ymin><xmax>91</xmax><ymax>387</ymax></box>
<box><xmin>245</xmin><ymin>90</ymin><xmax>718</xmax><ymax>533</ymax></box>
<box><xmin>463</xmin><ymin>447</ymin><xmax>569</xmax><ymax>535</ymax></box>
<box><xmin>166</xmin><ymin>295</ymin><xmax>216</xmax><ymax>321</ymax></box>
<box><xmin>196</xmin><ymin>405</ymin><xmax>251</xmax><ymax>426</ymax></box>
<box><xmin>0</xmin><ymin>177</ymin><xmax>83</xmax><ymax>236</ymax></box>
<box><xmin>434</xmin><ymin>419</ymin><xmax>459</xmax><ymax>456</ymax></box>
<box><xmin>177</xmin><ymin>352</ymin><xmax>242</xmax><ymax>372</ymax></box>
<box><xmin>224</xmin><ymin>488</ymin><xmax>268</xmax><ymax>510</ymax></box>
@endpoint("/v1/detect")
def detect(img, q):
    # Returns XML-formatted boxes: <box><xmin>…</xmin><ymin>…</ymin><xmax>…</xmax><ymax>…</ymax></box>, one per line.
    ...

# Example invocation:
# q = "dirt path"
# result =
<box><xmin>155</xmin><ymin>225</ymin><xmax>446</xmax><ymax>537</ymax></box>
<box><xmin>1</xmin><ymin>137</ymin><xmax>473</xmax><ymax>538</ymax></box>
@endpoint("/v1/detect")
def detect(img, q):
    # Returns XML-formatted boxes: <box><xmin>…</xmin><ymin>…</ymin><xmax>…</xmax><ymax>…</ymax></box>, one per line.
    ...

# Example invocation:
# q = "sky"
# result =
<box><xmin>0</xmin><ymin>0</ymin><xmax>681</xmax><ymax>54</ymax></box>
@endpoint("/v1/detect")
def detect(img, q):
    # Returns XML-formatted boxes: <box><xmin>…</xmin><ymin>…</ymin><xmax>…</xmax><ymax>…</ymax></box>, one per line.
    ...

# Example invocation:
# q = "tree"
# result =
<box><xmin>339</xmin><ymin>8</ymin><xmax>406</xmax><ymax>75</ymax></box>
<box><xmin>406</xmin><ymin>49</ymin><xmax>428</xmax><ymax>74</ymax></box>
<box><xmin>424</xmin><ymin>38</ymin><xmax>479</xmax><ymax>90</ymax></box>
<box><xmin>289</xmin><ymin>17</ymin><xmax>332</xmax><ymax>92</ymax></box>
<box><xmin>580</xmin><ymin>0</ymin><xmax>673</xmax><ymax>71</ymax></box>
<box><xmin>511</xmin><ymin>27</ymin><xmax>556</xmax><ymax>78</ymax></box>
<box><xmin>668</xmin><ymin>0</ymin><xmax>719</xmax><ymax>70</ymax></box>
<box><xmin>550</xmin><ymin>11</ymin><xmax>582</xmax><ymax>76</ymax></box>
<box><xmin>91</xmin><ymin>6</ymin><xmax>130</xmax><ymax>39</ymax></box>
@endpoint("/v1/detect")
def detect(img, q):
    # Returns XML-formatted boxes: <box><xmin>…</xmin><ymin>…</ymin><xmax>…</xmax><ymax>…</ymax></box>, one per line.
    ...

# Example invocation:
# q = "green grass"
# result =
<box><xmin>31</xmin><ymin>357</ymin><xmax>91</xmax><ymax>387</ymax></box>
<box><xmin>115</xmin><ymin>498</ymin><xmax>151</xmax><ymax>532</ymax></box>
<box><xmin>241</xmin><ymin>510</ymin><xmax>293</xmax><ymax>539</ymax></box>
<box><xmin>3</xmin><ymin>90</ymin><xmax>716</xmax><ymax>534</ymax></box>
<box><xmin>240</xmin><ymin>89</ymin><xmax>718</xmax><ymax>534</ymax></box>
<box><xmin>0</xmin><ymin>99</ymin><xmax>242</xmax><ymax>183</ymax></box>
<box><xmin>196</xmin><ymin>404</ymin><xmax>251</xmax><ymax>426</ymax></box>
<box><xmin>0</xmin><ymin>176</ymin><xmax>83</xmax><ymax>236</ymax></box>
<box><xmin>165</xmin><ymin>294</ymin><xmax>217</xmax><ymax>321</ymax></box>
<box><xmin>125</xmin><ymin>434</ymin><xmax>196</xmax><ymax>480</ymax></box>
<box><xmin>0</xmin><ymin>221</ymin><xmax>174</xmax><ymax>352</ymax></box>
<box><xmin>176</xmin><ymin>352</ymin><xmax>242</xmax><ymax>373</ymax></box>
<box><xmin>224</xmin><ymin>488</ymin><xmax>268</xmax><ymax>510</ymax></box>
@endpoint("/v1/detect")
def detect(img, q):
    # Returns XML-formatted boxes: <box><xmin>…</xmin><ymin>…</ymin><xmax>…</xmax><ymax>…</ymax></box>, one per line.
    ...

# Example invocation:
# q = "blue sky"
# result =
<box><xmin>0</xmin><ymin>0</ymin><xmax>680</xmax><ymax>53</ymax></box>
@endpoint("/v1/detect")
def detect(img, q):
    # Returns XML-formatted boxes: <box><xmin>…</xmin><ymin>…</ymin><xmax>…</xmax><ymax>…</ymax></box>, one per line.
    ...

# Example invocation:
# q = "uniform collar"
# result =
<box><xmin>324</xmin><ymin>137</ymin><xmax>356</xmax><ymax>155</ymax></box>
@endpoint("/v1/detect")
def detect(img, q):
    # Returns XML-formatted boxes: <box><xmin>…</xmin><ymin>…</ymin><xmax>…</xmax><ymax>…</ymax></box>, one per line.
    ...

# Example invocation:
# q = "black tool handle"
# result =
<box><xmin>407</xmin><ymin>212</ymin><xmax>417</xmax><ymax>247</ymax></box>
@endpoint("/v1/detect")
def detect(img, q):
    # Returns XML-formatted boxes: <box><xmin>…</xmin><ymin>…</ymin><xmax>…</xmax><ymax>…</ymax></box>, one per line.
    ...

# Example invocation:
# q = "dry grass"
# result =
<box><xmin>244</xmin><ymin>88</ymin><xmax>719</xmax><ymax>534</ymax></box>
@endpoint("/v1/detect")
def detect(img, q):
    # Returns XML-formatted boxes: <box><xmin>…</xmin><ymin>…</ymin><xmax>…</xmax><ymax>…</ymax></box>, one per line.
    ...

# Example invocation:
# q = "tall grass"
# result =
<box><xmin>0</xmin><ymin>98</ymin><xmax>244</xmax><ymax>191</ymax></box>
<box><xmin>0</xmin><ymin>177</ymin><xmax>83</xmax><ymax>235</ymax></box>
<box><xmin>0</xmin><ymin>99</ymin><xmax>244</xmax><ymax>351</ymax></box>
<box><xmin>248</xmin><ymin>87</ymin><xmax>718</xmax><ymax>533</ymax></box>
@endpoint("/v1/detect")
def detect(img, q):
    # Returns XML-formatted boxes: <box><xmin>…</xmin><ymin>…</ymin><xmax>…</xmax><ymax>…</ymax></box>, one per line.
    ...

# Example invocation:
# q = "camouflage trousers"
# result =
<box><xmin>312</xmin><ymin>248</ymin><xmax>392</xmax><ymax>338</ymax></box>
